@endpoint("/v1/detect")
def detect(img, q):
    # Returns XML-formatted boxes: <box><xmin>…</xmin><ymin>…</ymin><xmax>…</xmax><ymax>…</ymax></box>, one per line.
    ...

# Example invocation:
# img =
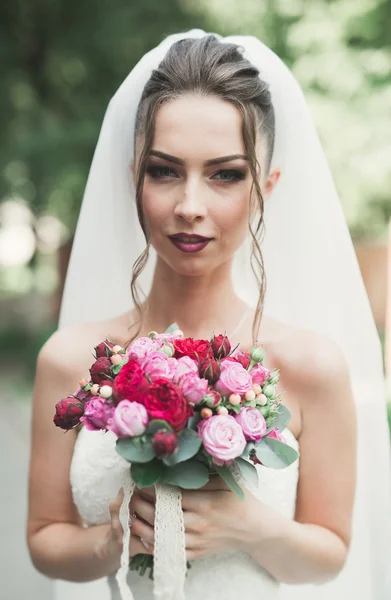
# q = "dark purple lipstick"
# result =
<box><xmin>168</xmin><ymin>233</ymin><xmax>213</xmax><ymax>253</ymax></box>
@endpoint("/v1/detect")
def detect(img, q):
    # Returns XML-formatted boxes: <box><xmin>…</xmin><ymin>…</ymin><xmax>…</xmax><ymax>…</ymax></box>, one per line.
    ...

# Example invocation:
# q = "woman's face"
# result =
<box><xmin>136</xmin><ymin>94</ymin><xmax>279</xmax><ymax>278</ymax></box>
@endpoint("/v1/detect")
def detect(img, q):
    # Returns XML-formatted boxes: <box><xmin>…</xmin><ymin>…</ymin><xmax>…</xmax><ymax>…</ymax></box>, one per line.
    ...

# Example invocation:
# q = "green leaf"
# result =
<box><xmin>229</xmin><ymin>404</ymin><xmax>241</xmax><ymax>414</ymax></box>
<box><xmin>235</xmin><ymin>457</ymin><xmax>259</xmax><ymax>488</ymax></box>
<box><xmin>165</xmin><ymin>322</ymin><xmax>179</xmax><ymax>334</ymax></box>
<box><xmin>241</xmin><ymin>441</ymin><xmax>256</xmax><ymax>459</ymax></box>
<box><xmin>160</xmin><ymin>460</ymin><xmax>209</xmax><ymax>488</ymax></box>
<box><xmin>131</xmin><ymin>460</ymin><xmax>163</xmax><ymax>488</ymax></box>
<box><xmin>162</xmin><ymin>428</ymin><xmax>202</xmax><ymax>466</ymax></box>
<box><xmin>265</xmin><ymin>404</ymin><xmax>291</xmax><ymax>434</ymax></box>
<box><xmin>255</xmin><ymin>437</ymin><xmax>299</xmax><ymax>469</ymax></box>
<box><xmin>146</xmin><ymin>419</ymin><xmax>173</xmax><ymax>435</ymax></box>
<box><xmin>112</xmin><ymin>360</ymin><xmax>127</xmax><ymax>375</ymax></box>
<box><xmin>213</xmin><ymin>465</ymin><xmax>244</xmax><ymax>500</ymax></box>
<box><xmin>116</xmin><ymin>437</ymin><xmax>155</xmax><ymax>463</ymax></box>
<box><xmin>187</xmin><ymin>413</ymin><xmax>202</xmax><ymax>430</ymax></box>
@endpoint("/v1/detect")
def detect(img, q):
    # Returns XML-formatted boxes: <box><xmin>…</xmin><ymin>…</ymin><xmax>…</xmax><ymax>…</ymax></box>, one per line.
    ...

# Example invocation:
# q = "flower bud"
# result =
<box><xmin>161</xmin><ymin>343</ymin><xmax>175</xmax><ymax>357</ymax></box>
<box><xmin>268</xmin><ymin>370</ymin><xmax>280</xmax><ymax>385</ymax></box>
<box><xmin>94</xmin><ymin>340</ymin><xmax>116</xmax><ymax>358</ymax></box>
<box><xmin>89</xmin><ymin>357</ymin><xmax>112</xmax><ymax>383</ymax></box>
<box><xmin>99</xmin><ymin>385</ymin><xmax>113</xmax><ymax>399</ymax></box>
<box><xmin>229</xmin><ymin>393</ymin><xmax>241</xmax><ymax>406</ymax></box>
<box><xmin>90</xmin><ymin>383</ymin><xmax>100</xmax><ymax>395</ymax></box>
<box><xmin>262</xmin><ymin>384</ymin><xmax>275</xmax><ymax>398</ymax></box>
<box><xmin>250</xmin><ymin>346</ymin><xmax>265</xmax><ymax>364</ymax></box>
<box><xmin>148</xmin><ymin>331</ymin><xmax>159</xmax><ymax>339</ymax></box>
<box><xmin>111</xmin><ymin>354</ymin><xmax>123</xmax><ymax>366</ymax></box>
<box><xmin>152</xmin><ymin>430</ymin><xmax>178</xmax><ymax>458</ymax></box>
<box><xmin>79</xmin><ymin>378</ymin><xmax>88</xmax><ymax>388</ymax></box>
<box><xmin>252</xmin><ymin>383</ymin><xmax>262</xmax><ymax>395</ymax></box>
<box><xmin>198</xmin><ymin>356</ymin><xmax>221</xmax><ymax>385</ymax></box>
<box><xmin>203</xmin><ymin>389</ymin><xmax>222</xmax><ymax>408</ymax></box>
<box><xmin>200</xmin><ymin>407</ymin><xmax>213</xmax><ymax>419</ymax></box>
<box><xmin>244</xmin><ymin>390</ymin><xmax>256</xmax><ymax>401</ymax></box>
<box><xmin>217</xmin><ymin>406</ymin><xmax>229</xmax><ymax>416</ymax></box>
<box><xmin>112</xmin><ymin>345</ymin><xmax>123</xmax><ymax>354</ymax></box>
<box><xmin>256</xmin><ymin>393</ymin><xmax>268</xmax><ymax>406</ymax></box>
<box><xmin>53</xmin><ymin>397</ymin><xmax>84</xmax><ymax>430</ymax></box>
<box><xmin>211</xmin><ymin>334</ymin><xmax>231</xmax><ymax>359</ymax></box>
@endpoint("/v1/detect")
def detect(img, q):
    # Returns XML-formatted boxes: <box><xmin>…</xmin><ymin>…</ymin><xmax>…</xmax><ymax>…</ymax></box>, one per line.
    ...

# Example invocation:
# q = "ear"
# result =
<box><xmin>263</xmin><ymin>167</ymin><xmax>281</xmax><ymax>201</ymax></box>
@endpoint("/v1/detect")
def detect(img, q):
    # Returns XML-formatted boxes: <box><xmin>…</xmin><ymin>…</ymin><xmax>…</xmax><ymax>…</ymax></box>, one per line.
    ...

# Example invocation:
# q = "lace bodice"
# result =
<box><xmin>70</xmin><ymin>426</ymin><xmax>299</xmax><ymax>600</ymax></box>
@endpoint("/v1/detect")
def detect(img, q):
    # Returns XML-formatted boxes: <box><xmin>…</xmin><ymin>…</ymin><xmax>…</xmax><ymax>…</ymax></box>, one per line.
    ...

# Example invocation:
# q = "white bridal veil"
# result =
<box><xmin>57</xmin><ymin>29</ymin><xmax>391</xmax><ymax>600</ymax></box>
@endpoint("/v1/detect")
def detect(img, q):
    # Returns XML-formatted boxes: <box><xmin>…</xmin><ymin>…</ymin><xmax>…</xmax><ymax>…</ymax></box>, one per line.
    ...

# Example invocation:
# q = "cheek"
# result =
<box><xmin>214</xmin><ymin>187</ymin><xmax>250</xmax><ymax>239</ymax></box>
<box><xmin>142</xmin><ymin>186</ymin><xmax>172</xmax><ymax>229</ymax></box>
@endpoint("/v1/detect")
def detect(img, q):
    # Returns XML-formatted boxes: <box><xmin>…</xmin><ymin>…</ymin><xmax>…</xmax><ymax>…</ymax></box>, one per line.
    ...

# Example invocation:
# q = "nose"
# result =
<box><xmin>174</xmin><ymin>177</ymin><xmax>207</xmax><ymax>223</ymax></box>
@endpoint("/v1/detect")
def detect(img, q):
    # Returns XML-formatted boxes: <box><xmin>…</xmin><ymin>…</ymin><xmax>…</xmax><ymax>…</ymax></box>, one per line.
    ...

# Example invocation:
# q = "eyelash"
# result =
<box><xmin>145</xmin><ymin>165</ymin><xmax>246</xmax><ymax>183</ymax></box>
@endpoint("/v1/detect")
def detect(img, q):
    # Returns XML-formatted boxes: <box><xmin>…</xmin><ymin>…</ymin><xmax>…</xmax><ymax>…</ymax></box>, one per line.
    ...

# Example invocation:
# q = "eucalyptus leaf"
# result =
<box><xmin>112</xmin><ymin>361</ymin><xmax>127</xmax><ymax>375</ymax></box>
<box><xmin>213</xmin><ymin>465</ymin><xmax>244</xmax><ymax>500</ymax></box>
<box><xmin>146</xmin><ymin>419</ymin><xmax>173</xmax><ymax>435</ymax></box>
<box><xmin>187</xmin><ymin>413</ymin><xmax>202</xmax><ymax>430</ymax></box>
<box><xmin>235</xmin><ymin>457</ymin><xmax>259</xmax><ymax>488</ymax></box>
<box><xmin>241</xmin><ymin>441</ymin><xmax>255</xmax><ymax>459</ymax></box>
<box><xmin>162</xmin><ymin>428</ymin><xmax>202</xmax><ymax>466</ymax></box>
<box><xmin>165</xmin><ymin>322</ymin><xmax>180</xmax><ymax>334</ymax></box>
<box><xmin>116</xmin><ymin>437</ymin><xmax>155</xmax><ymax>463</ymax></box>
<box><xmin>131</xmin><ymin>460</ymin><xmax>163</xmax><ymax>488</ymax></box>
<box><xmin>254</xmin><ymin>437</ymin><xmax>299</xmax><ymax>469</ymax></box>
<box><xmin>265</xmin><ymin>404</ymin><xmax>292</xmax><ymax>434</ymax></box>
<box><xmin>160</xmin><ymin>460</ymin><xmax>209</xmax><ymax>488</ymax></box>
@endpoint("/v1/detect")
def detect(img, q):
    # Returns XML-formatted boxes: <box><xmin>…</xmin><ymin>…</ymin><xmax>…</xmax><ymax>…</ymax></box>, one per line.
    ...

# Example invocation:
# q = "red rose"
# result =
<box><xmin>225</xmin><ymin>352</ymin><xmax>251</xmax><ymax>370</ymax></box>
<box><xmin>89</xmin><ymin>357</ymin><xmax>112</xmax><ymax>383</ymax></box>
<box><xmin>139</xmin><ymin>378</ymin><xmax>193</xmax><ymax>432</ymax></box>
<box><xmin>198</xmin><ymin>355</ymin><xmax>221</xmax><ymax>384</ymax></box>
<box><xmin>53</xmin><ymin>397</ymin><xmax>84</xmax><ymax>430</ymax></box>
<box><xmin>173</xmin><ymin>338</ymin><xmax>213</xmax><ymax>363</ymax></box>
<box><xmin>112</xmin><ymin>359</ymin><xmax>147</xmax><ymax>405</ymax></box>
<box><xmin>95</xmin><ymin>339</ymin><xmax>116</xmax><ymax>358</ymax></box>
<box><xmin>211</xmin><ymin>334</ymin><xmax>231</xmax><ymax>359</ymax></box>
<box><xmin>152</xmin><ymin>430</ymin><xmax>178</xmax><ymax>458</ymax></box>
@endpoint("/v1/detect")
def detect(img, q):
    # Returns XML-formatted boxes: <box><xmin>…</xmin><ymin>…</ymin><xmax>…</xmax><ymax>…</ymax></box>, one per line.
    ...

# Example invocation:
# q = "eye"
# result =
<box><xmin>146</xmin><ymin>165</ymin><xmax>178</xmax><ymax>179</ymax></box>
<box><xmin>212</xmin><ymin>169</ymin><xmax>245</xmax><ymax>183</ymax></box>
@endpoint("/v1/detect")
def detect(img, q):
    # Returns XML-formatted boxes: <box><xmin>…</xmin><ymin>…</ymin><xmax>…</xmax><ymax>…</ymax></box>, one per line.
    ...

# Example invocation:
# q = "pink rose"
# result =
<box><xmin>250</xmin><ymin>364</ymin><xmax>270</xmax><ymax>385</ymax></box>
<box><xmin>126</xmin><ymin>337</ymin><xmax>163</xmax><ymax>361</ymax></box>
<box><xmin>180</xmin><ymin>372</ymin><xmax>209</xmax><ymax>404</ymax></box>
<box><xmin>215</xmin><ymin>360</ymin><xmax>253</xmax><ymax>396</ymax></box>
<box><xmin>81</xmin><ymin>396</ymin><xmax>114</xmax><ymax>431</ymax></box>
<box><xmin>142</xmin><ymin>351</ymin><xmax>176</xmax><ymax>382</ymax></box>
<box><xmin>107</xmin><ymin>400</ymin><xmax>149</xmax><ymax>438</ymax></box>
<box><xmin>267</xmin><ymin>428</ymin><xmax>286</xmax><ymax>443</ymax></box>
<box><xmin>174</xmin><ymin>356</ymin><xmax>198</xmax><ymax>383</ymax></box>
<box><xmin>197</xmin><ymin>415</ymin><xmax>246</xmax><ymax>466</ymax></box>
<box><xmin>234</xmin><ymin>407</ymin><xmax>267</xmax><ymax>442</ymax></box>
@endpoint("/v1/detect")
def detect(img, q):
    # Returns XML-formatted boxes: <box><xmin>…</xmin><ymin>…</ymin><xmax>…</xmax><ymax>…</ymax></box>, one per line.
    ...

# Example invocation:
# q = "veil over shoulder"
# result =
<box><xmin>57</xmin><ymin>29</ymin><xmax>391</xmax><ymax>600</ymax></box>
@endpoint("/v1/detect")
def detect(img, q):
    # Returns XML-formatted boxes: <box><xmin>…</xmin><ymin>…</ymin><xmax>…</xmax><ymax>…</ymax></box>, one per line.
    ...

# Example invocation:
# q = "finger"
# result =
<box><xmin>109</xmin><ymin>488</ymin><xmax>125</xmax><ymax>540</ymax></box>
<box><xmin>131</xmin><ymin>516</ymin><xmax>155</xmax><ymax>545</ymax></box>
<box><xmin>131</xmin><ymin>494</ymin><xmax>155</xmax><ymax>526</ymax></box>
<box><xmin>129</xmin><ymin>534</ymin><xmax>154</xmax><ymax>558</ymax></box>
<box><xmin>201</xmin><ymin>476</ymin><xmax>231</xmax><ymax>491</ymax></box>
<box><xmin>181</xmin><ymin>489</ymin><xmax>225</xmax><ymax>512</ymax></box>
<box><xmin>136</xmin><ymin>486</ymin><xmax>156</xmax><ymax>502</ymax></box>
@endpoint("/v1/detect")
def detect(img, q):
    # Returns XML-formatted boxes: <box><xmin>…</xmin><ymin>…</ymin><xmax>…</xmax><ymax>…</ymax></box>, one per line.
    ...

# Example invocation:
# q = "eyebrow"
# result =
<box><xmin>149</xmin><ymin>150</ymin><xmax>248</xmax><ymax>166</ymax></box>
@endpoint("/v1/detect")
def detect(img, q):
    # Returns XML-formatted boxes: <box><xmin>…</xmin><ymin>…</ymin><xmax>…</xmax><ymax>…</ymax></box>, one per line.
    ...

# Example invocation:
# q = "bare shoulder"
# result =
<box><xmin>38</xmin><ymin>316</ymin><xmax>121</xmax><ymax>382</ymax></box>
<box><xmin>270</xmin><ymin>322</ymin><xmax>351</xmax><ymax>394</ymax></box>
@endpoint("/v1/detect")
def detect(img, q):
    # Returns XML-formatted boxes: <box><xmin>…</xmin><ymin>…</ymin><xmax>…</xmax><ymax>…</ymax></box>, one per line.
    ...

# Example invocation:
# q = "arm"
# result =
<box><xmin>243</xmin><ymin>337</ymin><xmax>356</xmax><ymax>583</ymax></box>
<box><xmin>27</xmin><ymin>328</ymin><xmax>123</xmax><ymax>582</ymax></box>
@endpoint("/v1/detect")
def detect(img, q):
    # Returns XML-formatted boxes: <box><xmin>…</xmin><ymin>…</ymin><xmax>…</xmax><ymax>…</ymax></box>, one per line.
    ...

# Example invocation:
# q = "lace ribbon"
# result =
<box><xmin>116</xmin><ymin>471</ymin><xmax>187</xmax><ymax>600</ymax></box>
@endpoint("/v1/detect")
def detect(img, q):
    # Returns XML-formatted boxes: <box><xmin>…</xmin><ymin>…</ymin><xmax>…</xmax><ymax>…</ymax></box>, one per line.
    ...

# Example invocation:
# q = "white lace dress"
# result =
<box><xmin>54</xmin><ymin>426</ymin><xmax>299</xmax><ymax>600</ymax></box>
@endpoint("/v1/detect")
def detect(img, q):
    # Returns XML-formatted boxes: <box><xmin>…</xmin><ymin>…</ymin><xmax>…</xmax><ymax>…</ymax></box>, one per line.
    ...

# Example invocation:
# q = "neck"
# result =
<box><xmin>137</xmin><ymin>256</ymin><xmax>249</xmax><ymax>339</ymax></box>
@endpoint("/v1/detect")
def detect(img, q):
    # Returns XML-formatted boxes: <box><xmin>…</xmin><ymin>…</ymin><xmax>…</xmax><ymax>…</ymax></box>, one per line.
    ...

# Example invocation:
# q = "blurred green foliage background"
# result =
<box><xmin>0</xmin><ymin>0</ymin><xmax>390</xmax><ymax>417</ymax></box>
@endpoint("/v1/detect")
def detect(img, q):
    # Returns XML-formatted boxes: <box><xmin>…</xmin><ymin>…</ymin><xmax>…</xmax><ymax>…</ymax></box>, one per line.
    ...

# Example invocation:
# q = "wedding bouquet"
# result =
<box><xmin>54</xmin><ymin>324</ymin><xmax>299</xmax><ymax>577</ymax></box>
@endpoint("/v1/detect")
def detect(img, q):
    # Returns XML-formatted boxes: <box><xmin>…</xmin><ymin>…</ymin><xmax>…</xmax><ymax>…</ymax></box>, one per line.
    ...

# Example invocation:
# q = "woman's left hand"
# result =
<box><xmin>129</xmin><ymin>476</ymin><xmax>262</xmax><ymax>560</ymax></box>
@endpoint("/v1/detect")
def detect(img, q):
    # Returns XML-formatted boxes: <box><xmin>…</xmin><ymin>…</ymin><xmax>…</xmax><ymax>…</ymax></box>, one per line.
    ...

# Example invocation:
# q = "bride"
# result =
<box><xmin>27</xmin><ymin>30</ymin><xmax>391</xmax><ymax>600</ymax></box>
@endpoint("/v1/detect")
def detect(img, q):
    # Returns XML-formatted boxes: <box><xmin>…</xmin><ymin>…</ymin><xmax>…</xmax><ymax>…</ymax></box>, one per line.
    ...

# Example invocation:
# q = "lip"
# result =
<box><xmin>168</xmin><ymin>233</ymin><xmax>213</xmax><ymax>254</ymax></box>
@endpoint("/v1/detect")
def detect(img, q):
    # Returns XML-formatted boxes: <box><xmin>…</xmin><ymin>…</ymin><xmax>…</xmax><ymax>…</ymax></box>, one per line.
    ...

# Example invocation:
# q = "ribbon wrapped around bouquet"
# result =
<box><xmin>53</xmin><ymin>324</ymin><xmax>299</xmax><ymax>599</ymax></box>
